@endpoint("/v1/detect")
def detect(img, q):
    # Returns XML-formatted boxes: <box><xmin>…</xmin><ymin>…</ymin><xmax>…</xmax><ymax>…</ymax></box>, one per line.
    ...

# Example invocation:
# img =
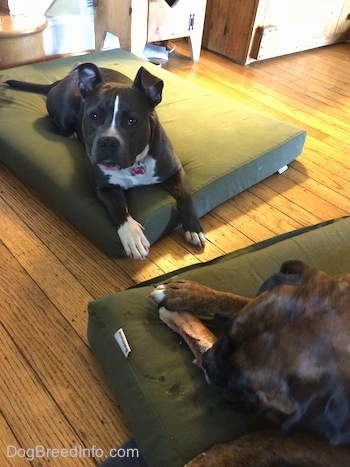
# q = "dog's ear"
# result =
<box><xmin>133</xmin><ymin>67</ymin><xmax>164</xmax><ymax>108</ymax></box>
<box><xmin>256</xmin><ymin>260</ymin><xmax>308</xmax><ymax>295</ymax></box>
<box><xmin>283</xmin><ymin>379</ymin><xmax>350</xmax><ymax>445</ymax></box>
<box><xmin>279</xmin><ymin>260</ymin><xmax>307</xmax><ymax>275</ymax></box>
<box><xmin>279</xmin><ymin>260</ymin><xmax>319</xmax><ymax>276</ymax></box>
<box><xmin>256</xmin><ymin>272</ymin><xmax>302</xmax><ymax>295</ymax></box>
<box><xmin>76</xmin><ymin>63</ymin><xmax>104</xmax><ymax>99</ymax></box>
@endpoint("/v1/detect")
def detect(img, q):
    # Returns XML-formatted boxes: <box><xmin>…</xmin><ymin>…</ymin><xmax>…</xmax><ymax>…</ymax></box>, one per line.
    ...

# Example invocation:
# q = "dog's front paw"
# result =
<box><xmin>149</xmin><ymin>280</ymin><xmax>207</xmax><ymax>312</ymax></box>
<box><xmin>150</xmin><ymin>283</ymin><xmax>168</xmax><ymax>305</ymax></box>
<box><xmin>184</xmin><ymin>230</ymin><xmax>206</xmax><ymax>247</ymax></box>
<box><xmin>117</xmin><ymin>216</ymin><xmax>150</xmax><ymax>260</ymax></box>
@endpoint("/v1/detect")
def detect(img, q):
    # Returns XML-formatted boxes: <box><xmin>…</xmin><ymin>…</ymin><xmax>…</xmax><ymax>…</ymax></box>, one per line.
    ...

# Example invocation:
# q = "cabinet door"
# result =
<box><xmin>203</xmin><ymin>0</ymin><xmax>259</xmax><ymax>64</ymax></box>
<box><xmin>148</xmin><ymin>0</ymin><xmax>205</xmax><ymax>42</ymax></box>
<box><xmin>250</xmin><ymin>0</ymin><xmax>350</xmax><ymax>62</ymax></box>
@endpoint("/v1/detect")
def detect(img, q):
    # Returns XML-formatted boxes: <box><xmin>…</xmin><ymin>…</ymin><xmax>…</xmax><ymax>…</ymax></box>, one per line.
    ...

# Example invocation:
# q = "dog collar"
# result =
<box><xmin>130</xmin><ymin>163</ymin><xmax>146</xmax><ymax>176</ymax></box>
<box><xmin>131</xmin><ymin>144</ymin><xmax>150</xmax><ymax>176</ymax></box>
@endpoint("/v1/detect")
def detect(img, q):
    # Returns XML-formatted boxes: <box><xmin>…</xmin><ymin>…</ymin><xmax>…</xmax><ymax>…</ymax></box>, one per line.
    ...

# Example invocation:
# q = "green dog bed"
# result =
<box><xmin>88</xmin><ymin>216</ymin><xmax>350</xmax><ymax>466</ymax></box>
<box><xmin>0</xmin><ymin>48</ymin><xmax>306</xmax><ymax>257</ymax></box>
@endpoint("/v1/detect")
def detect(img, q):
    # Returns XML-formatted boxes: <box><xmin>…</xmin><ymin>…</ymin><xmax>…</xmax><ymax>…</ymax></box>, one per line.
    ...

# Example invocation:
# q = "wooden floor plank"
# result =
<box><xmin>0</xmin><ymin>241</ymin><xmax>129</xmax><ymax>465</ymax></box>
<box><xmin>0</xmin><ymin>411</ymin><xmax>29</xmax><ymax>467</ymax></box>
<box><xmin>0</xmin><ymin>323</ymin><xmax>92</xmax><ymax>466</ymax></box>
<box><xmin>0</xmin><ymin>196</ymin><xmax>93</xmax><ymax>338</ymax></box>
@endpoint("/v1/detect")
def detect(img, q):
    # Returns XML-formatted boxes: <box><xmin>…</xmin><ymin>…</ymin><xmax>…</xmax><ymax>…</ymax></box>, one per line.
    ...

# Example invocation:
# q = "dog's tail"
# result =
<box><xmin>6</xmin><ymin>79</ymin><xmax>61</xmax><ymax>94</ymax></box>
<box><xmin>185</xmin><ymin>430</ymin><xmax>350</xmax><ymax>467</ymax></box>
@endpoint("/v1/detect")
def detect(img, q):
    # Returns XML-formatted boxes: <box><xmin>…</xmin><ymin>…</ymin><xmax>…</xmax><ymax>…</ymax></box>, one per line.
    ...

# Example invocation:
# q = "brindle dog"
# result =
<box><xmin>150</xmin><ymin>260</ymin><xmax>350</xmax><ymax>466</ymax></box>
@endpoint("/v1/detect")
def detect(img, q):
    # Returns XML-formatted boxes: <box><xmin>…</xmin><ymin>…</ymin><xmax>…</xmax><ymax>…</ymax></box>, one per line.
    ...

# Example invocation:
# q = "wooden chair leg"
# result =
<box><xmin>94</xmin><ymin>0</ymin><xmax>147</xmax><ymax>56</ymax></box>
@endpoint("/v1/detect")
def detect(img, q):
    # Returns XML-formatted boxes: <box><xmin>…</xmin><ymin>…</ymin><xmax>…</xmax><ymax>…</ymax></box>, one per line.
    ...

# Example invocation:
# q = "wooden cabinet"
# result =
<box><xmin>203</xmin><ymin>0</ymin><xmax>350</xmax><ymax>64</ymax></box>
<box><xmin>147</xmin><ymin>0</ymin><xmax>207</xmax><ymax>60</ymax></box>
<box><xmin>94</xmin><ymin>0</ymin><xmax>207</xmax><ymax>61</ymax></box>
<box><xmin>0</xmin><ymin>0</ymin><xmax>9</xmax><ymax>14</ymax></box>
<box><xmin>203</xmin><ymin>0</ymin><xmax>259</xmax><ymax>64</ymax></box>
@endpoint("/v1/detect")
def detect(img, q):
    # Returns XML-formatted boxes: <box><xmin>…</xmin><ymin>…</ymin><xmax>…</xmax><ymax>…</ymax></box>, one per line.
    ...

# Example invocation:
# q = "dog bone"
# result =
<box><xmin>159</xmin><ymin>307</ymin><xmax>216</xmax><ymax>367</ymax></box>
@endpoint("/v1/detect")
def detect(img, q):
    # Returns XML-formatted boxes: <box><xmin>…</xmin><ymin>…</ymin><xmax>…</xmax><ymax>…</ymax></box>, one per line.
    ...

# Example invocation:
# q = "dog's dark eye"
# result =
<box><xmin>128</xmin><ymin>117</ymin><xmax>137</xmax><ymax>126</ymax></box>
<box><xmin>90</xmin><ymin>112</ymin><xmax>99</xmax><ymax>120</ymax></box>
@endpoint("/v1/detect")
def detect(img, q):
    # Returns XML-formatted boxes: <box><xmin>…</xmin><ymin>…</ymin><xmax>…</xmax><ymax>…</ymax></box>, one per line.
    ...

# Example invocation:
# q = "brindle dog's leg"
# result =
<box><xmin>185</xmin><ymin>430</ymin><xmax>350</xmax><ymax>467</ymax></box>
<box><xmin>150</xmin><ymin>262</ymin><xmax>312</xmax><ymax>317</ymax></box>
<box><xmin>150</xmin><ymin>280</ymin><xmax>252</xmax><ymax>318</ymax></box>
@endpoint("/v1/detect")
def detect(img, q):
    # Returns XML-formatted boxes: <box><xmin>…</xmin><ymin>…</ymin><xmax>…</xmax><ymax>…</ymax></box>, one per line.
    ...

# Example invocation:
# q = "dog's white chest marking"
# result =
<box><xmin>99</xmin><ymin>145</ymin><xmax>159</xmax><ymax>189</ymax></box>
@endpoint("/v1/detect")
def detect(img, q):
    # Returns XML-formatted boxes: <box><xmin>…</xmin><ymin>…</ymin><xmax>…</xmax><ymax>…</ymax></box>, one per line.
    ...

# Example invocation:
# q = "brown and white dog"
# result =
<box><xmin>150</xmin><ymin>260</ymin><xmax>350</xmax><ymax>466</ymax></box>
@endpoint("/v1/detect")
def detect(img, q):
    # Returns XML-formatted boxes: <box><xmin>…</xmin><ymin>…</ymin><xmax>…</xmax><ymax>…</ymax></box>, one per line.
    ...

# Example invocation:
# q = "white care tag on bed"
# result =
<box><xmin>114</xmin><ymin>328</ymin><xmax>131</xmax><ymax>358</ymax></box>
<box><xmin>277</xmin><ymin>165</ymin><xmax>288</xmax><ymax>174</ymax></box>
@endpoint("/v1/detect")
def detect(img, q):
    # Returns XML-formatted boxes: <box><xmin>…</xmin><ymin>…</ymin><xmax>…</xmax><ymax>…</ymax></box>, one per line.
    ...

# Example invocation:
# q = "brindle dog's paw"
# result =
<box><xmin>150</xmin><ymin>283</ymin><xmax>167</xmax><ymax>305</ymax></box>
<box><xmin>149</xmin><ymin>280</ymin><xmax>208</xmax><ymax>312</ymax></box>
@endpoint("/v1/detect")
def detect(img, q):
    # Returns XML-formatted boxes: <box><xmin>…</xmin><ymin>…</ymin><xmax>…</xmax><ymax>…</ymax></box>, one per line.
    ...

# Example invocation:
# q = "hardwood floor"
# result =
<box><xmin>1</xmin><ymin>42</ymin><xmax>349</xmax><ymax>465</ymax></box>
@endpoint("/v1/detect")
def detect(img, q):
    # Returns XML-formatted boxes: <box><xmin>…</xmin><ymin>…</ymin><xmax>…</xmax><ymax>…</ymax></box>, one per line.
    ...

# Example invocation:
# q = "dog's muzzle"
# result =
<box><xmin>94</xmin><ymin>135</ymin><xmax>126</xmax><ymax>169</ymax></box>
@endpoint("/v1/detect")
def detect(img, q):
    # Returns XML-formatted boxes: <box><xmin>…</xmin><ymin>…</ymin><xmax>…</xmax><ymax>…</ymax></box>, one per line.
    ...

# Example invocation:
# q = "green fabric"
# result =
<box><xmin>0</xmin><ymin>49</ymin><xmax>306</xmax><ymax>256</ymax></box>
<box><xmin>87</xmin><ymin>216</ymin><xmax>350</xmax><ymax>466</ymax></box>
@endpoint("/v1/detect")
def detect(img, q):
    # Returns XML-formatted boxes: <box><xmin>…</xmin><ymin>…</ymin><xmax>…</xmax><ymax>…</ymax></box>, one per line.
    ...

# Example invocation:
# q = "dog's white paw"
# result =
<box><xmin>184</xmin><ymin>231</ymin><xmax>206</xmax><ymax>247</ymax></box>
<box><xmin>149</xmin><ymin>284</ymin><xmax>166</xmax><ymax>304</ymax></box>
<box><xmin>118</xmin><ymin>216</ymin><xmax>150</xmax><ymax>260</ymax></box>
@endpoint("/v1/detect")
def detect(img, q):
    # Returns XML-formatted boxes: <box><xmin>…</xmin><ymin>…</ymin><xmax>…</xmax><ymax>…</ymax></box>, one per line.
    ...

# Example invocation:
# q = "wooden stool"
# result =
<box><xmin>0</xmin><ymin>15</ymin><xmax>47</xmax><ymax>69</ymax></box>
<box><xmin>94</xmin><ymin>0</ymin><xmax>207</xmax><ymax>61</ymax></box>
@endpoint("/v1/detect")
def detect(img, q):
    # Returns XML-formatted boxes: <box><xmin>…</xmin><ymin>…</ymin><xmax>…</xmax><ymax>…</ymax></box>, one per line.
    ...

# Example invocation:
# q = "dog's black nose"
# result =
<box><xmin>98</xmin><ymin>136</ymin><xmax>119</xmax><ymax>153</ymax></box>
